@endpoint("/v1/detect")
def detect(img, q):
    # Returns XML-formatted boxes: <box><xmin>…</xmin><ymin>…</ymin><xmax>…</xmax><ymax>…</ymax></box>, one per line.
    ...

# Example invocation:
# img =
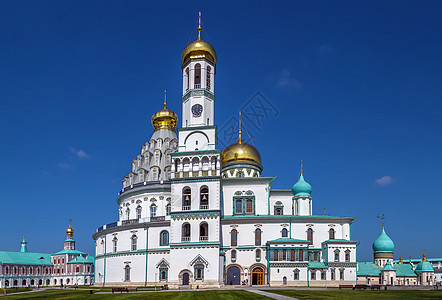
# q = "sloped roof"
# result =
<box><xmin>381</xmin><ymin>261</ymin><xmax>396</xmax><ymax>271</ymax></box>
<box><xmin>0</xmin><ymin>251</ymin><xmax>53</xmax><ymax>266</ymax></box>
<box><xmin>357</xmin><ymin>262</ymin><xmax>381</xmax><ymax>276</ymax></box>
<box><xmin>395</xmin><ymin>264</ymin><xmax>417</xmax><ymax>277</ymax></box>
<box><xmin>54</xmin><ymin>249</ymin><xmax>85</xmax><ymax>255</ymax></box>
<box><xmin>67</xmin><ymin>256</ymin><xmax>94</xmax><ymax>264</ymax></box>
<box><xmin>308</xmin><ymin>262</ymin><xmax>327</xmax><ymax>269</ymax></box>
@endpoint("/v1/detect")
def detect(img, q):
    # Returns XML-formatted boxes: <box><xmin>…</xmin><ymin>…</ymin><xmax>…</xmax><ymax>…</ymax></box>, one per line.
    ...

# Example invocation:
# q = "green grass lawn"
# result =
<box><xmin>2</xmin><ymin>287</ymin><xmax>33</xmax><ymax>294</ymax></box>
<box><xmin>263</xmin><ymin>289</ymin><xmax>442</xmax><ymax>300</ymax></box>
<box><xmin>3</xmin><ymin>289</ymin><xmax>271</xmax><ymax>299</ymax></box>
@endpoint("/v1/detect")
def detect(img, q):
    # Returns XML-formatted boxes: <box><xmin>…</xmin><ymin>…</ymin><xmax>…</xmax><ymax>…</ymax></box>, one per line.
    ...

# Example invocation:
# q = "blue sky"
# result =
<box><xmin>1</xmin><ymin>1</ymin><xmax>441</xmax><ymax>261</ymax></box>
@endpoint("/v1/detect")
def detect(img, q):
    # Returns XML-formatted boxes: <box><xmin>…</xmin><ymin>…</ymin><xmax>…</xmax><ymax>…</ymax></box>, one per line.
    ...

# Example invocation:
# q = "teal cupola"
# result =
<box><xmin>291</xmin><ymin>160</ymin><xmax>312</xmax><ymax>197</ymax></box>
<box><xmin>20</xmin><ymin>235</ymin><xmax>28</xmax><ymax>253</ymax></box>
<box><xmin>415</xmin><ymin>253</ymin><xmax>434</xmax><ymax>273</ymax></box>
<box><xmin>381</xmin><ymin>260</ymin><xmax>396</xmax><ymax>271</ymax></box>
<box><xmin>372</xmin><ymin>226</ymin><xmax>394</xmax><ymax>253</ymax></box>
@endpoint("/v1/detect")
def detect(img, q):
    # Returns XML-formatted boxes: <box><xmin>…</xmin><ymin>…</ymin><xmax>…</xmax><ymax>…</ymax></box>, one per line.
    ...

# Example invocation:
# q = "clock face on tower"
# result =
<box><xmin>191</xmin><ymin>104</ymin><xmax>203</xmax><ymax>117</ymax></box>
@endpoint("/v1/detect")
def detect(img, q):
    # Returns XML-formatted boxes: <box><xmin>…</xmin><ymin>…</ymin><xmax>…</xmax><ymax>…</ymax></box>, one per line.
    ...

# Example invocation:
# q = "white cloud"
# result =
<box><xmin>277</xmin><ymin>69</ymin><xmax>302</xmax><ymax>90</ymax></box>
<box><xmin>375</xmin><ymin>176</ymin><xmax>394</xmax><ymax>186</ymax></box>
<box><xmin>69</xmin><ymin>147</ymin><xmax>89</xmax><ymax>159</ymax></box>
<box><xmin>318</xmin><ymin>44</ymin><xmax>332</xmax><ymax>55</ymax></box>
<box><xmin>58</xmin><ymin>162</ymin><xmax>70</xmax><ymax>169</ymax></box>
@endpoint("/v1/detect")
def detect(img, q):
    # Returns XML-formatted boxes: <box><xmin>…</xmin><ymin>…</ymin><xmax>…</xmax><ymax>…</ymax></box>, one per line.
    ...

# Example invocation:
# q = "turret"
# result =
<box><xmin>291</xmin><ymin>160</ymin><xmax>312</xmax><ymax>215</ymax></box>
<box><xmin>20</xmin><ymin>235</ymin><xmax>28</xmax><ymax>253</ymax></box>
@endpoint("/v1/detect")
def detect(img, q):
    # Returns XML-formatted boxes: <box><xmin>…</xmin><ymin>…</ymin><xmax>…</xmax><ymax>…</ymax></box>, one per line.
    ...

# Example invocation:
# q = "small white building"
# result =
<box><xmin>93</xmin><ymin>15</ymin><xmax>358</xmax><ymax>288</ymax></box>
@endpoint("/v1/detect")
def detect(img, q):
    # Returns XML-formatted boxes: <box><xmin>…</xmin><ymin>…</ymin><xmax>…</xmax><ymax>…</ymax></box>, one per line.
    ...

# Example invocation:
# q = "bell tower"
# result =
<box><xmin>179</xmin><ymin>12</ymin><xmax>217</xmax><ymax>152</ymax></box>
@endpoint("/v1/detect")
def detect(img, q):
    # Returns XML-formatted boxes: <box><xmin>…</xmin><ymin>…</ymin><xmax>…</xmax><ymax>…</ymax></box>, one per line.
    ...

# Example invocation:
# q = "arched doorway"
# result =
<box><xmin>182</xmin><ymin>272</ymin><xmax>190</xmax><ymax>285</ymax></box>
<box><xmin>227</xmin><ymin>266</ymin><xmax>241</xmax><ymax>285</ymax></box>
<box><xmin>283</xmin><ymin>276</ymin><xmax>287</xmax><ymax>285</ymax></box>
<box><xmin>46</xmin><ymin>279</ymin><xmax>50</xmax><ymax>286</ymax></box>
<box><xmin>38</xmin><ymin>279</ymin><xmax>42</xmax><ymax>286</ymax></box>
<box><xmin>5</xmin><ymin>280</ymin><xmax>9</xmax><ymax>287</ymax></box>
<box><xmin>252</xmin><ymin>267</ymin><xmax>264</xmax><ymax>285</ymax></box>
<box><xmin>30</xmin><ymin>279</ymin><xmax>35</xmax><ymax>286</ymax></box>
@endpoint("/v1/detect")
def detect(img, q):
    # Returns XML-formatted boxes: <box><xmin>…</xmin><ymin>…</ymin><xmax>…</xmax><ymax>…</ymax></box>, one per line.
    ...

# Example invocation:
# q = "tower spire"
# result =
<box><xmin>300</xmin><ymin>159</ymin><xmax>304</xmax><ymax>176</ymax></box>
<box><xmin>238</xmin><ymin>110</ymin><xmax>242</xmax><ymax>144</ymax></box>
<box><xmin>164</xmin><ymin>90</ymin><xmax>167</xmax><ymax>109</ymax></box>
<box><xmin>377</xmin><ymin>214</ymin><xmax>385</xmax><ymax>229</ymax></box>
<box><xmin>20</xmin><ymin>235</ymin><xmax>28</xmax><ymax>253</ymax></box>
<box><xmin>198</xmin><ymin>12</ymin><xmax>202</xmax><ymax>40</ymax></box>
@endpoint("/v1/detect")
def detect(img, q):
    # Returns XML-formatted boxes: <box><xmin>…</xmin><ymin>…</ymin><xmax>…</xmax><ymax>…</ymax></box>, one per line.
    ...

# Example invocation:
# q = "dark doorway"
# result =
<box><xmin>252</xmin><ymin>267</ymin><xmax>264</xmax><ymax>285</ymax></box>
<box><xmin>182</xmin><ymin>272</ymin><xmax>190</xmax><ymax>285</ymax></box>
<box><xmin>227</xmin><ymin>266</ymin><xmax>241</xmax><ymax>285</ymax></box>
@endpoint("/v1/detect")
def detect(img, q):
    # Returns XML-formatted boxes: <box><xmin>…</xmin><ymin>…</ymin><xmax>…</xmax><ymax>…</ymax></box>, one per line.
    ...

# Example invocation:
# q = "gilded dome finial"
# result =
<box><xmin>238</xmin><ymin>110</ymin><xmax>242</xmax><ymax>144</ymax></box>
<box><xmin>300</xmin><ymin>159</ymin><xmax>303</xmax><ymax>176</ymax></box>
<box><xmin>198</xmin><ymin>12</ymin><xmax>202</xmax><ymax>40</ymax></box>
<box><xmin>66</xmin><ymin>219</ymin><xmax>74</xmax><ymax>236</ymax></box>
<box><xmin>377</xmin><ymin>214</ymin><xmax>385</xmax><ymax>229</ymax></box>
<box><xmin>422</xmin><ymin>251</ymin><xmax>427</xmax><ymax>262</ymax></box>
<box><xmin>164</xmin><ymin>90</ymin><xmax>167</xmax><ymax>109</ymax></box>
<box><xmin>152</xmin><ymin>91</ymin><xmax>178</xmax><ymax>131</ymax></box>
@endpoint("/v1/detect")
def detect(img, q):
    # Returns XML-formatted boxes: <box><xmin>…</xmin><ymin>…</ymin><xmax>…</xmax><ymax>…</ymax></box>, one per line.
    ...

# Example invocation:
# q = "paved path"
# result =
<box><xmin>246</xmin><ymin>289</ymin><xmax>296</xmax><ymax>300</ymax></box>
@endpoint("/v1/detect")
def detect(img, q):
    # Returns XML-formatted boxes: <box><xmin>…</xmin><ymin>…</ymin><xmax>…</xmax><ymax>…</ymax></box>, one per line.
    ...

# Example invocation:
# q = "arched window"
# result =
<box><xmin>345</xmin><ymin>250</ymin><xmax>351</xmax><ymax>262</ymax></box>
<box><xmin>136</xmin><ymin>206</ymin><xmax>142</xmax><ymax>219</ymax></box>
<box><xmin>237</xmin><ymin>171</ymin><xmax>243</xmax><ymax>178</ymax></box>
<box><xmin>113</xmin><ymin>238</ymin><xmax>117</xmax><ymax>253</ymax></box>
<box><xmin>166</xmin><ymin>203</ymin><xmax>171</xmax><ymax>215</ymax></box>
<box><xmin>307</xmin><ymin>228</ymin><xmax>313</xmax><ymax>243</ymax></box>
<box><xmin>150</xmin><ymin>204</ymin><xmax>157</xmax><ymax>218</ymax></box>
<box><xmin>282</xmin><ymin>249</ymin><xmax>287</xmax><ymax>261</ymax></box>
<box><xmin>160</xmin><ymin>231</ymin><xmax>169</xmax><ymax>246</ymax></box>
<box><xmin>175</xmin><ymin>159</ymin><xmax>179</xmax><ymax>172</ymax></box>
<box><xmin>334</xmin><ymin>249</ymin><xmax>340</xmax><ymax>262</ymax></box>
<box><xmin>235</xmin><ymin>199</ymin><xmax>242</xmax><ymax>214</ymax></box>
<box><xmin>329</xmin><ymin>228</ymin><xmax>335</xmax><ymax>240</ymax></box>
<box><xmin>255</xmin><ymin>228</ymin><xmax>262</xmax><ymax>246</ymax></box>
<box><xmin>281</xmin><ymin>228</ymin><xmax>288</xmax><ymax>237</ymax></box>
<box><xmin>199</xmin><ymin>222</ymin><xmax>208</xmax><ymax>241</ymax></box>
<box><xmin>182</xmin><ymin>223</ymin><xmax>191</xmax><ymax>242</ymax></box>
<box><xmin>124</xmin><ymin>265</ymin><xmax>131</xmax><ymax>281</ymax></box>
<box><xmin>299</xmin><ymin>250</ymin><xmax>304</xmax><ymax>261</ymax></box>
<box><xmin>126</xmin><ymin>208</ymin><xmax>130</xmax><ymax>220</ymax></box>
<box><xmin>231</xmin><ymin>250</ymin><xmax>236</xmax><ymax>262</ymax></box>
<box><xmin>5</xmin><ymin>267</ymin><xmax>9</xmax><ymax>275</ymax></box>
<box><xmin>246</xmin><ymin>199</ymin><xmax>253</xmax><ymax>213</ymax></box>
<box><xmin>194</xmin><ymin>64</ymin><xmax>201</xmax><ymax>88</ymax></box>
<box><xmin>230</xmin><ymin>229</ymin><xmax>238</xmax><ymax>246</ymax></box>
<box><xmin>131</xmin><ymin>235</ymin><xmax>137</xmax><ymax>251</ymax></box>
<box><xmin>206</xmin><ymin>65</ymin><xmax>211</xmax><ymax>89</ymax></box>
<box><xmin>256</xmin><ymin>249</ymin><xmax>261</xmax><ymax>260</ymax></box>
<box><xmin>200</xmin><ymin>186</ymin><xmax>209</xmax><ymax>209</ymax></box>
<box><xmin>274</xmin><ymin>201</ymin><xmax>283</xmax><ymax>215</ymax></box>
<box><xmin>186</xmin><ymin>68</ymin><xmax>190</xmax><ymax>90</ymax></box>
<box><xmin>182</xmin><ymin>187</ymin><xmax>191</xmax><ymax>210</ymax></box>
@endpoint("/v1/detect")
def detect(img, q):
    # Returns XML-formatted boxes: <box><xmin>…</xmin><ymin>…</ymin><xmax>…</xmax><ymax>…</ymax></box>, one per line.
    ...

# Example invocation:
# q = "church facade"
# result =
<box><xmin>92</xmin><ymin>16</ymin><xmax>358</xmax><ymax>288</ymax></box>
<box><xmin>0</xmin><ymin>224</ymin><xmax>94</xmax><ymax>288</ymax></box>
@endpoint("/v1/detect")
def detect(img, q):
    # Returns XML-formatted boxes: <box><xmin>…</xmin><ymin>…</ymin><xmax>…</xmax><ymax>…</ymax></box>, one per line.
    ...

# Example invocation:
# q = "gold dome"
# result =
<box><xmin>181</xmin><ymin>39</ymin><xmax>217</xmax><ymax>67</ymax></box>
<box><xmin>222</xmin><ymin>131</ymin><xmax>262</xmax><ymax>166</ymax></box>
<box><xmin>151</xmin><ymin>91</ymin><xmax>178</xmax><ymax>131</ymax></box>
<box><xmin>181</xmin><ymin>12</ymin><xmax>217</xmax><ymax>68</ymax></box>
<box><xmin>66</xmin><ymin>226</ymin><xmax>74</xmax><ymax>235</ymax></box>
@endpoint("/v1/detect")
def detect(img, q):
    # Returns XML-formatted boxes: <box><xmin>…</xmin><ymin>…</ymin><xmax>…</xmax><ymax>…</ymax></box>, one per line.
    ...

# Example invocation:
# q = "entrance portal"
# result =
<box><xmin>182</xmin><ymin>272</ymin><xmax>190</xmax><ymax>285</ymax></box>
<box><xmin>227</xmin><ymin>266</ymin><xmax>241</xmax><ymax>285</ymax></box>
<box><xmin>251</xmin><ymin>267</ymin><xmax>264</xmax><ymax>285</ymax></box>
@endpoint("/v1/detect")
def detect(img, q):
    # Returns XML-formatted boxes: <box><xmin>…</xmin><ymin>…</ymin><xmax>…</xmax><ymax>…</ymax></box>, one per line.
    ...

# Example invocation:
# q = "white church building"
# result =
<box><xmin>93</xmin><ymin>15</ymin><xmax>358</xmax><ymax>288</ymax></box>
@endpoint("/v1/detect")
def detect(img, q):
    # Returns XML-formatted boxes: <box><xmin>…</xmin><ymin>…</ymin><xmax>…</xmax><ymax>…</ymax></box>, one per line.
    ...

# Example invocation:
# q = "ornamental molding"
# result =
<box><xmin>156</xmin><ymin>258</ymin><xmax>170</xmax><ymax>269</ymax></box>
<box><xmin>190</xmin><ymin>254</ymin><xmax>209</xmax><ymax>267</ymax></box>
<box><xmin>182</xmin><ymin>89</ymin><xmax>215</xmax><ymax>101</ymax></box>
<box><xmin>171</xmin><ymin>211</ymin><xmax>220</xmax><ymax>221</ymax></box>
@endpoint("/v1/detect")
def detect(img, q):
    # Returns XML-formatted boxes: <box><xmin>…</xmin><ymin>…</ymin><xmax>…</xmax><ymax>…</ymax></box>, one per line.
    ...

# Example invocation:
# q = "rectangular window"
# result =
<box><xmin>298</xmin><ymin>250</ymin><xmax>304</xmax><ymax>261</ymax></box>
<box><xmin>294</xmin><ymin>271</ymin><xmax>299</xmax><ymax>280</ymax></box>
<box><xmin>273</xmin><ymin>250</ymin><xmax>279</xmax><ymax>261</ymax></box>
<box><xmin>194</xmin><ymin>266</ymin><xmax>204</xmax><ymax>280</ymax></box>
<box><xmin>321</xmin><ymin>271</ymin><xmax>326</xmax><ymax>280</ymax></box>
<box><xmin>246</xmin><ymin>199</ymin><xmax>253</xmax><ymax>213</ymax></box>
<box><xmin>331</xmin><ymin>269</ymin><xmax>335</xmax><ymax>280</ymax></box>
<box><xmin>340</xmin><ymin>269</ymin><xmax>344</xmax><ymax>280</ymax></box>
<box><xmin>290</xmin><ymin>250</ymin><xmax>296</xmax><ymax>261</ymax></box>
<box><xmin>311</xmin><ymin>271</ymin><xmax>316</xmax><ymax>280</ymax></box>
<box><xmin>282</xmin><ymin>250</ymin><xmax>287</xmax><ymax>261</ymax></box>
<box><xmin>235</xmin><ymin>199</ymin><xmax>242</xmax><ymax>214</ymax></box>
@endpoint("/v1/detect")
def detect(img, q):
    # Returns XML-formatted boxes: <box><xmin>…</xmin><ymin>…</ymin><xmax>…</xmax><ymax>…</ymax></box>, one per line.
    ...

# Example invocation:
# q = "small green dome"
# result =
<box><xmin>381</xmin><ymin>261</ymin><xmax>396</xmax><ymax>271</ymax></box>
<box><xmin>415</xmin><ymin>261</ymin><xmax>434</xmax><ymax>272</ymax></box>
<box><xmin>292</xmin><ymin>175</ymin><xmax>312</xmax><ymax>197</ymax></box>
<box><xmin>372</xmin><ymin>228</ymin><xmax>394</xmax><ymax>253</ymax></box>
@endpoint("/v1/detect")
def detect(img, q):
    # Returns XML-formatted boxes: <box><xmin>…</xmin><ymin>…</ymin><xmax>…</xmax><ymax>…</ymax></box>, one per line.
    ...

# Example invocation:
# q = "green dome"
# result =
<box><xmin>372</xmin><ymin>228</ymin><xmax>394</xmax><ymax>253</ymax></box>
<box><xmin>292</xmin><ymin>175</ymin><xmax>312</xmax><ymax>197</ymax></box>
<box><xmin>415</xmin><ymin>261</ymin><xmax>434</xmax><ymax>272</ymax></box>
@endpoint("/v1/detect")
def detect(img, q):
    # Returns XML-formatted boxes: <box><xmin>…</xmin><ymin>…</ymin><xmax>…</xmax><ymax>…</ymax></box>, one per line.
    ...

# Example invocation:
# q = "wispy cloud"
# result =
<box><xmin>277</xmin><ymin>69</ymin><xmax>302</xmax><ymax>90</ymax></box>
<box><xmin>58</xmin><ymin>162</ymin><xmax>70</xmax><ymax>169</ymax></box>
<box><xmin>318</xmin><ymin>44</ymin><xmax>332</xmax><ymax>55</ymax></box>
<box><xmin>375</xmin><ymin>176</ymin><xmax>394</xmax><ymax>186</ymax></box>
<box><xmin>69</xmin><ymin>147</ymin><xmax>89</xmax><ymax>159</ymax></box>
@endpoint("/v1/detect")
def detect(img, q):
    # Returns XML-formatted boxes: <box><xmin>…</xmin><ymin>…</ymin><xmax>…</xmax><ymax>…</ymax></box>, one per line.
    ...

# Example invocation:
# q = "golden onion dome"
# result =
<box><xmin>222</xmin><ymin>130</ymin><xmax>262</xmax><ymax>166</ymax></box>
<box><xmin>151</xmin><ymin>91</ymin><xmax>178</xmax><ymax>131</ymax></box>
<box><xmin>66</xmin><ymin>226</ymin><xmax>74</xmax><ymax>235</ymax></box>
<box><xmin>181</xmin><ymin>12</ymin><xmax>217</xmax><ymax>68</ymax></box>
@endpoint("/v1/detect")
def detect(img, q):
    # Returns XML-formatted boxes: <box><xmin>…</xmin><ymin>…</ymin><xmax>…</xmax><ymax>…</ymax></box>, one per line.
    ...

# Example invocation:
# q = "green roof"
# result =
<box><xmin>0</xmin><ymin>251</ymin><xmax>53</xmax><ymax>266</ymax></box>
<box><xmin>381</xmin><ymin>261</ymin><xmax>396</xmax><ymax>271</ymax></box>
<box><xmin>357</xmin><ymin>262</ymin><xmax>381</xmax><ymax>276</ymax></box>
<box><xmin>308</xmin><ymin>262</ymin><xmax>327</xmax><ymax>268</ymax></box>
<box><xmin>267</xmin><ymin>238</ymin><xmax>310</xmax><ymax>244</ymax></box>
<box><xmin>67</xmin><ymin>256</ymin><xmax>94</xmax><ymax>264</ymax></box>
<box><xmin>292</xmin><ymin>175</ymin><xmax>312</xmax><ymax>197</ymax></box>
<box><xmin>54</xmin><ymin>249</ymin><xmax>85</xmax><ymax>255</ymax></box>
<box><xmin>64</xmin><ymin>239</ymin><xmax>75</xmax><ymax>242</ymax></box>
<box><xmin>395</xmin><ymin>264</ymin><xmax>417</xmax><ymax>277</ymax></box>
<box><xmin>416</xmin><ymin>261</ymin><xmax>434</xmax><ymax>272</ymax></box>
